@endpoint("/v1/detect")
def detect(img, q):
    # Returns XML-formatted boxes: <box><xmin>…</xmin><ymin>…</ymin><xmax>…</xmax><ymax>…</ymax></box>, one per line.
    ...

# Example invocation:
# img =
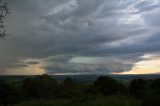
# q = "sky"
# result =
<box><xmin>0</xmin><ymin>0</ymin><xmax>160</xmax><ymax>75</ymax></box>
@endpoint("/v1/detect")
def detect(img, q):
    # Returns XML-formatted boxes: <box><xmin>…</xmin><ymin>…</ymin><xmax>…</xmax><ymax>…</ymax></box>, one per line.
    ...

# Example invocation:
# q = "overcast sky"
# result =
<box><xmin>0</xmin><ymin>0</ymin><xmax>160</xmax><ymax>75</ymax></box>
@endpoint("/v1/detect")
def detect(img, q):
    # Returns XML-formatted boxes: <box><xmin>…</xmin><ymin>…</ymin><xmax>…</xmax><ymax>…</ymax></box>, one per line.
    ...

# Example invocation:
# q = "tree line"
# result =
<box><xmin>0</xmin><ymin>74</ymin><xmax>160</xmax><ymax>106</ymax></box>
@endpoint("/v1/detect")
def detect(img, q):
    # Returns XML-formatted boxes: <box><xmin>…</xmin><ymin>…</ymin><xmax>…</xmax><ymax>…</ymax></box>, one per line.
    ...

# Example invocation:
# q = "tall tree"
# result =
<box><xmin>0</xmin><ymin>0</ymin><xmax>10</xmax><ymax>38</ymax></box>
<box><xmin>94</xmin><ymin>76</ymin><xmax>119</xmax><ymax>95</ymax></box>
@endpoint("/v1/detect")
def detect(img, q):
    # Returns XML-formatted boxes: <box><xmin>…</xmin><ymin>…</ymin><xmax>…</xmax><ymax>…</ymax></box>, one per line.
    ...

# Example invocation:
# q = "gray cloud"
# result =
<box><xmin>0</xmin><ymin>0</ymin><xmax>160</xmax><ymax>74</ymax></box>
<box><xmin>12</xmin><ymin>64</ymin><xmax>29</xmax><ymax>68</ymax></box>
<box><xmin>26</xmin><ymin>61</ymin><xmax>40</xmax><ymax>65</ymax></box>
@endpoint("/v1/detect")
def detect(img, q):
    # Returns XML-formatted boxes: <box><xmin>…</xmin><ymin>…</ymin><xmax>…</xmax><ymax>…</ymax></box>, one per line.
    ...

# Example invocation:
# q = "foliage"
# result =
<box><xmin>94</xmin><ymin>76</ymin><xmax>119</xmax><ymax>95</ymax></box>
<box><xmin>151</xmin><ymin>78</ymin><xmax>160</xmax><ymax>94</ymax></box>
<box><xmin>0</xmin><ymin>75</ymin><xmax>160</xmax><ymax>106</ymax></box>
<box><xmin>22</xmin><ymin>74</ymin><xmax>58</xmax><ymax>98</ymax></box>
<box><xmin>0</xmin><ymin>0</ymin><xmax>10</xmax><ymax>38</ymax></box>
<box><xmin>0</xmin><ymin>79</ymin><xmax>10</xmax><ymax>105</ymax></box>
<box><xmin>129</xmin><ymin>79</ymin><xmax>148</xmax><ymax>98</ymax></box>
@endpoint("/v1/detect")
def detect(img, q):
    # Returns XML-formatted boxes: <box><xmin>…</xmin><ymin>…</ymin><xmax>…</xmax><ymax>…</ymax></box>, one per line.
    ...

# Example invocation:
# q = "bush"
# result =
<box><xmin>0</xmin><ymin>79</ymin><xmax>11</xmax><ymax>105</ymax></box>
<box><xmin>142</xmin><ymin>95</ymin><xmax>160</xmax><ymax>106</ymax></box>
<box><xmin>151</xmin><ymin>79</ymin><xmax>160</xmax><ymax>94</ymax></box>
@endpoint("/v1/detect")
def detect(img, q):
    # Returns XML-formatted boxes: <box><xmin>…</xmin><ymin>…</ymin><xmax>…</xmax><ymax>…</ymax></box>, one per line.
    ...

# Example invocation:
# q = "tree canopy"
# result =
<box><xmin>0</xmin><ymin>0</ymin><xmax>10</xmax><ymax>38</ymax></box>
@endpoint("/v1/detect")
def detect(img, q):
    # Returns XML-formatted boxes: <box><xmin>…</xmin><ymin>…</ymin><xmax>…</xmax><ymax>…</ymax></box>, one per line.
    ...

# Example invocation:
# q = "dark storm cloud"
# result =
<box><xmin>44</xmin><ymin>63</ymin><xmax>110</xmax><ymax>74</ymax></box>
<box><xmin>26</xmin><ymin>61</ymin><xmax>40</xmax><ymax>65</ymax></box>
<box><xmin>0</xmin><ymin>0</ymin><xmax>160</xmax><ymax>74</ymax></box>
<box><xmin>44</xmin><ymin>61</ymin><xmax>133</xmax><ymax>74</ymax></box>
<box><xmin>44</xmin><ymin>55</ymin><xmax>73</xmax><ymax>63</ymax></box>
<box><xmin>43</xmin><ymin>54</ymin><xmax>138</xmax><ymax>74</ymax></box>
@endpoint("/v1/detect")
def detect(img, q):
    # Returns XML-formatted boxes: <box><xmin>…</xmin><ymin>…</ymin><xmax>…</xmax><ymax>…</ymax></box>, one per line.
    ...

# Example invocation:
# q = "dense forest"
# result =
<box><xmin>0</xmin><ymin>74</ymin><xmax>160</xmax><ymax>106</ymax></box>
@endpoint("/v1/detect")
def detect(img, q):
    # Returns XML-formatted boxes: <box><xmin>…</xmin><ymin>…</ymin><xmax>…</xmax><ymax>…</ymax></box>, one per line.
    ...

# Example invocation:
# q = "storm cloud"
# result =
<box><xmin>0</xmin><ymin>0</ymin><xmax>160</xmax><ymax>75</ymax></box>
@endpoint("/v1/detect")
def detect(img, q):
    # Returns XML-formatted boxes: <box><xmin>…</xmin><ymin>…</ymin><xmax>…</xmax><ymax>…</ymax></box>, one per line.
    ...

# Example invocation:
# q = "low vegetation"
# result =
<box><xmin>0</xmin><ymin>74</ymin><xmax>160</xmax><ymax>106</ymax></box>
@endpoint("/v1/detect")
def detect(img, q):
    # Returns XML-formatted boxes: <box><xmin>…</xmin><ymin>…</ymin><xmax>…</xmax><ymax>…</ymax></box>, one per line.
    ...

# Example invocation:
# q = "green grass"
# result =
<box><xmin>14</xmin><ymin>95</ymin><xmax>141</xmax><ymax>106</ymax></box>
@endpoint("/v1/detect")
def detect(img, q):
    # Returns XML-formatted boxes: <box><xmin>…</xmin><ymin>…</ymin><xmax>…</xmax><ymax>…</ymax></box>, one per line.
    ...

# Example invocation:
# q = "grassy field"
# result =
<box><xmin>14</xmin><ymin>95</ymin><xmax>141</xmax><ymax>106</ymax></box>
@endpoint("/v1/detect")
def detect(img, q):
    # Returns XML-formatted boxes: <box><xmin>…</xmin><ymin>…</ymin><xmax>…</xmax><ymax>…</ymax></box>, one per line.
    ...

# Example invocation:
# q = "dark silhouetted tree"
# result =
<box><xmin>62</xmin><ymin>77</ymin><xmax>74</xmax><ymax>89</ymax></box>
<box><xmin>22</xmin><ymin>74</ymin><xmax>58</xmax><ymax>98</ymax></box>
<box><xmin>129</xmin><ymin>79</ymin><xmax>148</xmax><ymax>98</ymax></box>
<box><xmin>94</xmin><ymin>76</ymin><xmax>119</xmax><ymax>95</ymax></box>
<box><xmin>0</xmin><ymin>0</ymin><xmax>10</xmax><ymax>38</ymax></box>
<box><xmin>57</xmin><ymin>77</ymin><xmax>75</xmax><ymax>98</ymax></box>
<box><xmin>117</xmin><ymin>82</ymin><xmax>127</xmax><ymax>94</ymax></box>
<box><xmin>151</xmin><ymin>78</ymin><xmax>160</xmax><ymax>94</ymax></box>
<box><xmin>0</xmin><ymin>79</ymin><xmax>10</xmax><ymax>105</ymax></box>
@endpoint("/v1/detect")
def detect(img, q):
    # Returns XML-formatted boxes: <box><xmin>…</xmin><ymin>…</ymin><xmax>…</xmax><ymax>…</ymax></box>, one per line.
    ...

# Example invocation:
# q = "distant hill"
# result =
<box><xmin>1</xmin><ymin>74</ymin><xmax>160</xmax><ymax>83</ymax></box>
